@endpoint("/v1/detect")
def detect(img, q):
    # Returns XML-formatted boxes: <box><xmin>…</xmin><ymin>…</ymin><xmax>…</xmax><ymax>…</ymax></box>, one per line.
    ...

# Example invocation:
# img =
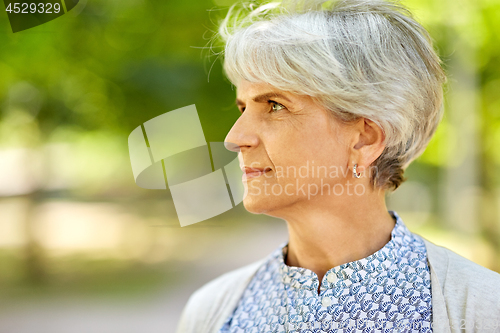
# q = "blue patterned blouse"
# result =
<box><xmin>219</xmin><ymin>211</ymin><xmax>432</xmax><ymax>332</ymax></box>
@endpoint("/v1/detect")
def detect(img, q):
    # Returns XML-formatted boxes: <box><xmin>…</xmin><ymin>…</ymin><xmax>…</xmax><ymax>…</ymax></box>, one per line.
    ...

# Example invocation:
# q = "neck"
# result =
<box><xmin>272</xmin><ymin>186</ymin><xmax>395</xmax><ymax>288</ymax></box>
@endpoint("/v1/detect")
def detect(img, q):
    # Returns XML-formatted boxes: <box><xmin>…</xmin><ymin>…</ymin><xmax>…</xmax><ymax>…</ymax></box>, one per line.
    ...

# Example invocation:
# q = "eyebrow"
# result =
<box><xmin>236</xmin><ymin>92</ymin><xmax>292</xmax><ymax>106</ymax></box>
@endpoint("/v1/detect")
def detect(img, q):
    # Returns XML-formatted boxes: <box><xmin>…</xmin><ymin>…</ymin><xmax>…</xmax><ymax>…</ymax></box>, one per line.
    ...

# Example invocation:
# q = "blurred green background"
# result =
<box><xmin>0</xmin><ymin>0</ymin><xmax>499</xmax><ymax>332</ymax></box>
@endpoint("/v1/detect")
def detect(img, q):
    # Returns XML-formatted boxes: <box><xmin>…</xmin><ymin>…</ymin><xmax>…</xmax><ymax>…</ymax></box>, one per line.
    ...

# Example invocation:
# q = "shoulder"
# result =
<box><xmin>418</xmin><ymin>236</ymin><xmax>500</xmax><ymax>319</ymax></box>
<box><xmin>421</xmin><ymin>236</ymin><xmax>500</xmax><ymax>285</ymax></box>
<box><xmin>190</xmin><ymin>258</ymin><xmax>266</xmax><ymax>305</ymax></box>
<box><xmin>176</xmin><ymin>258</ymin><xmax>266</xmax><ymax>333</ymax></box>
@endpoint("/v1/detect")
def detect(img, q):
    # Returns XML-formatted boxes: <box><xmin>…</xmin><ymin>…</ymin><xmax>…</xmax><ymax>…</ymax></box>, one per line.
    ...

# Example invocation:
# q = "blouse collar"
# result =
<box><xmin>274</xmin><ymin>210</ymin><xmax>424</xmax><ymax>292</ymax></box>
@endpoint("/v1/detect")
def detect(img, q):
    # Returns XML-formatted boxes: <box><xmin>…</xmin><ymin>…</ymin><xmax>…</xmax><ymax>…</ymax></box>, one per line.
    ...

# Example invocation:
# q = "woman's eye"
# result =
<box><xmin>270</xmin><ymin>102</ymin><xmax>285</xmax><ymax>113</ymax></box>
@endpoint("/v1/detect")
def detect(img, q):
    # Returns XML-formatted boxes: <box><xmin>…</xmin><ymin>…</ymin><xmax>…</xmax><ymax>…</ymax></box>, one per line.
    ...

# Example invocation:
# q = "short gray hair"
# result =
<box><xmin>217</xmin><ymin>0</ymin><xmax>446</xmax><ymax>191</ymax></box>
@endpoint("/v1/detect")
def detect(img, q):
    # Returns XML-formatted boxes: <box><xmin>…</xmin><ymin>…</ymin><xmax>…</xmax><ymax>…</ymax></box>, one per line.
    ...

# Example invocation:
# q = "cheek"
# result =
<box><xmin>276</xmin><ymin>141</ymin><xmax>350</xmax><ymax>193</ymax></box>
<box><xmin>267</xmin><ymin>146</ymin><xmax>348</xmax><ymax>193</ymax></box>
<box><xmin>271</xmin><ymin>130</ymin><xmax>347</xmax><ymax>170</ymax></box>
<box><xmin>254</xmin><ymin>115</ymin><xmax>351</xmax><ymax>198</ymax></box>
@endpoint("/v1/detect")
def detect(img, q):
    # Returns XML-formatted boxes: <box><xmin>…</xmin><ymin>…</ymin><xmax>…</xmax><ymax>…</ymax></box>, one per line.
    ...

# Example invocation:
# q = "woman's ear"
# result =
<box><xmin>351</xmin><ymin>118</ymin><xmax>386</xmax><ymax>173</ymax></box>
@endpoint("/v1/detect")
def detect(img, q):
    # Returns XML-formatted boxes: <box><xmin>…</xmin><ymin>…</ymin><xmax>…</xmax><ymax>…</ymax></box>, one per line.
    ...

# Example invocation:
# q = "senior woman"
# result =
<box><xmin>176</xmin><ymin>0</ymin><xmax>500</xmax><ymax>332</ymax></box>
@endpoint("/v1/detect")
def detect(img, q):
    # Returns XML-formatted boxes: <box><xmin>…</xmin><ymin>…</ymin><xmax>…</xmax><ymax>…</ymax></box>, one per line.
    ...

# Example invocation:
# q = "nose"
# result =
<box><xmin>224</xmin><ymin>111</ymin><xmax>260</xmax><ymax>153</ymax></box>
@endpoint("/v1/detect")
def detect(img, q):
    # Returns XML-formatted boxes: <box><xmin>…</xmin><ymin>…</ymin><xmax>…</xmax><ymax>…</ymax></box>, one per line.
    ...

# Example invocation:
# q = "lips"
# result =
<box><xmin>241</xmin><ymin>166</ymin><xmax>272</xmax><ymax>180</ymax></box>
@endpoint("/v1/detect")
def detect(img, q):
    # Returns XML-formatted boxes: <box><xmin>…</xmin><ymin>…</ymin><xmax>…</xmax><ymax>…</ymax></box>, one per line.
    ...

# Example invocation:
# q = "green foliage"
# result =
<box><xmin>0</xmin><ymin>0</ymin><xmax>239</xmax><ymax>145</ymax></box>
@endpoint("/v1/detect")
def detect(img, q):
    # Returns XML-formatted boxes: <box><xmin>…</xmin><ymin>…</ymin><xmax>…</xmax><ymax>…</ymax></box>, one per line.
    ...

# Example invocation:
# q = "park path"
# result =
<box><xmin>0</xmin><ymin>220</ymin><xmax>288</xmax><ymax>333</ymax></box>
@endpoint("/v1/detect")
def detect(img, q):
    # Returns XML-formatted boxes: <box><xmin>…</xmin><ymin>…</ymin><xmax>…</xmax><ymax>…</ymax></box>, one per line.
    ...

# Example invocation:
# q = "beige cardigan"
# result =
<box><xmin>176</xmin><ymin>235</ymin><xmax>500</xmax><ymax>333</ymax></box>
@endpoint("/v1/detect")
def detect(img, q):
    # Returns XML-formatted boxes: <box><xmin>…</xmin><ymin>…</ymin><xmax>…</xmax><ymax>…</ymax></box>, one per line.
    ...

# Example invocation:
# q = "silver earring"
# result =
<box><xmin>353</xmin><ymin>164</ymin><xmax>361</xmax><ymax>179</ymax></box>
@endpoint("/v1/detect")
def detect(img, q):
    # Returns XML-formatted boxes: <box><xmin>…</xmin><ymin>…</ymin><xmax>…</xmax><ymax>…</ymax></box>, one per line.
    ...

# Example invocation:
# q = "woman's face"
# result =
<box><xmin>225</xmin><ymin>80</ymin><xmax>362</xmax><ymax>216</ymax></box>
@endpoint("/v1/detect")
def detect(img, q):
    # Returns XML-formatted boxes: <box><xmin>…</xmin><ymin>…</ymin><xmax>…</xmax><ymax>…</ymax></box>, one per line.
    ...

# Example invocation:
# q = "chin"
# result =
<box><xmin>242</xmin><ymin>196</ymin><xmax>268</xmax><ymax>214</ymax></box>
<box><xmin>242</xmin><ymin>194</ymin><xmax>294</xmax><ymax>216</ymax></box>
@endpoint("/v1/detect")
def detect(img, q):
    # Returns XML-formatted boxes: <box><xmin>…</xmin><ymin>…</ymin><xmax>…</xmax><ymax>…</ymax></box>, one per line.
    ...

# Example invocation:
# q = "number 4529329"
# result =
<box><xmin>5</xmin><ymin>2</ymin><xmax>61</xmax><ymax>14</ymax></box>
